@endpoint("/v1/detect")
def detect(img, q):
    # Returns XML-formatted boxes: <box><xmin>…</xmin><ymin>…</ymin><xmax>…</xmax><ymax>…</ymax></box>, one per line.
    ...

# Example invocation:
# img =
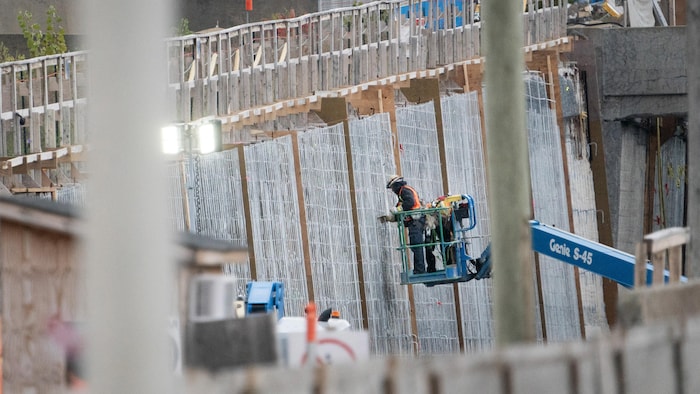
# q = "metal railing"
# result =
<box><xmin>0</xmin><ymin>0</ymin><xmax>568</xmax><ymax>158</ymax></box>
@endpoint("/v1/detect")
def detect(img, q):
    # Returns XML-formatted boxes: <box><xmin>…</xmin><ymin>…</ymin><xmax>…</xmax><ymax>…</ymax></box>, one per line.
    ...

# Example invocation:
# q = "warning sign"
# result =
<box><xmin>279</xmin><ymin>331</ymin><xmax>369</xmax><ymax>367</ymax></box>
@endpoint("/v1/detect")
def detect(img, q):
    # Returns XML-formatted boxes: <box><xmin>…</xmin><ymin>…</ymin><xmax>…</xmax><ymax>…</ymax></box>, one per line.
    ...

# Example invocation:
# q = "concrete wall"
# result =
<box><xmin>602</xmin><ymin>28</ymin><xmax>687</xmax><ymax>119</ymax></box>
<box><xmin>0</xmin><ymin>0</ymin><xmax>84</xmax><ymax>35</ymax></box>
<box><xmin>568</xmin><ymin>26</ymin><xmax>687</xmax><ymax>254</ymax></box>
<box><xmin>179</xmin><ymin>0</ymin><xmax>319</xmax><ymax>32</ymax></box>
<box><xmin>573</xmin><ymin>27</ymin><xmax>687</xmax><ymax>120</ymax></box>
<box><xmin>0</xmin><ymin>0</ymin><xmax>84</xmax><ymax>57</ymax></box>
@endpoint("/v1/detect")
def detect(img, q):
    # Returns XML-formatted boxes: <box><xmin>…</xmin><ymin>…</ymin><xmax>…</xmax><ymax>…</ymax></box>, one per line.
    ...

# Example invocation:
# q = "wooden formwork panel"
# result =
<box><xmin>427</xmin><ymin>31</ymin><xmax>438</xmax><ymax>69</ymax></box>
<box><xmin>340</xmin><ymin>51</ymin><xmax>351</xmax><ymax>87</ymax></box>
<box><xmin>378</xmin><ymin>42</ymin><xmax>389</xmax><ymax>80</ymax></box>
<box><xmin>309</xmin><ymin>55</ymin><xmax>320</xmax><ymax>94</ymax></box>
<box><xmin>229</xmin><ymin>72</ymin><xmax>241</xmax><ymax>113</ymax></box>
<box><xmin>289</xmin><ymin>61</ymin><xmax>299</xmax><ymax>99</ymax></box>
<box><xmin>299</xmin><ymin>58</ymin><xmax>310</xmax><ymax>97</ymax></box>
<box><xmin>323</xmin><ymin>54</ymin><xmax>333</xmax><ymax>91</ymax></box>
<box><xmin>263</xmin><ymin>66</ymin><xmax>274</xmax><ymax>104</ymax></box>
<box><xmin>368</xmin><ymin>44</ymin><xmax>378</xmax><ymax>81</ymax></box>
<box><xmin>1</xmin><ymin>221</ymin><xmax>82</xmax><ymax>393</ymax></box>
<box><xmin>44</xmin><ymin>109</ymin><xmax>57</xmax><ymax>149</ymax></box>
<box><xmin>445</xmin><ymin>29</ymin><xmax>455</xmax><ymax>65</ymax></box>
<box><xmin>240</xmin><ymin>69</ymin><xmax>252</xmax><ymax>110</ymax></box>
<box><xmin>398</xmin><ymin>42</ymin><xmax>409</xmax><ymax>74</ymax></box>
<box><xmin>277</xmin><ymin>63</ymin><xmax>290</xmax><ymax>103</ymax></box>
<box><xmin>218</xmin><ymin>74</ymin><xmax>230</xmax><ymax>115</ymax></box>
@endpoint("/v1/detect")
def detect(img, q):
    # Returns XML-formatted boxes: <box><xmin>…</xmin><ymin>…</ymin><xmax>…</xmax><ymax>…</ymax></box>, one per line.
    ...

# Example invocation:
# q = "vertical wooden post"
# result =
<box><xmin>179</xmin><ymin>160</ymin><xmax>191</xmax><ymax>232</ymax></box>
<box><xmin>634</xmin><ymin>242</ymin><xmax>648</xmax><ymax>287</ymax></box>
<box><xmin>528</xmin><ymin>50</ymin><xmax>587</xmax><ymax>339</ymax></box>
<box><xmin>238</xmin><ymin>144</ymin><xmax>257</xmax><ymax>280</ymax></box>
<box><xmin>568</xmin><ymin>38</ymin><xmax>619</xmax><ymax>326</ymax></box>
<box><xmin>636</xmin><ymin>227</ymin><xmax>690</xmax><ymax>286</ymax></box>
<box><xmin>313</xmin><ymin>97</ymin><xmax>369</xmax><ymax>331</ymax></box>
<box><xmin>291</xmin><ymin>133</ymin><xmax>315</xmax><ymax>302</ymax></box>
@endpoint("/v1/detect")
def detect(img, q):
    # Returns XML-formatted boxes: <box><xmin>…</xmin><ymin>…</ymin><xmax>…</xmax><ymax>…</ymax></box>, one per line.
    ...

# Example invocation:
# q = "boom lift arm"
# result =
<box><xmin>527</xmin><ymin>220</ymin><xmax>682</xmax><ymax>288</ymax></box>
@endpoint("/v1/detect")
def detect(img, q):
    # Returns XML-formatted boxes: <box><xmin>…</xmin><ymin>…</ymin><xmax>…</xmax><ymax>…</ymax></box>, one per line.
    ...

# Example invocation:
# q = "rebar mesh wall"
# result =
<box><xmin>244</xmin><ymin>137</ymin><xmax>309</xmax><ymax>318</ymax></box>
<box><xmin>165</xmin><ymin>162</ymin><xmax>187</xmax><ymax>233</ymax></box>
<box><xmin>396</xmin><ymin>101</ymin><xmax>460</xmax><ymax>354</ymax></box>
<box><xmin>349</xmin><ymin>113</ymin><xmax>414</xmax><ymax>355</ymax></box>
<box><xmin>55</xmin><ymin>183</ymin><xmax>87</xmax><ymax>207</ymax></box>
<box><xmin>193</xmin><ymin>150</ymin><xmax>252</xmax><ymax>293</ymax></box>
<box><xmin>525</xmin><ymin>72</ymin><xmax>580</xmax><ymax>342</ymax></box>
<box><xmin>652</xmin><ymin>136</ymin><xmax>686</xmax><ymax>231</ymax></box>
<box><xmin>297</xmin><ymin>124</ymin><xmax>363</xmax><ymax>331</ymax></box>
<box><xmin>441</xmin><ymin>93</ymin><xmax>495</xmax><ymax>352</ymax></box>
<box><xmin>560</xmin><ymin>68</ymin><xmax>608</xmax><ymax>335</ymax></box>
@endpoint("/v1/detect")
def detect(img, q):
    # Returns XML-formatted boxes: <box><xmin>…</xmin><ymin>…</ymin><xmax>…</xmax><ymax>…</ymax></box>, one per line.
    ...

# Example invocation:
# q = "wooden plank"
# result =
<box><xmin>668</xmin><ymin>245</ymin><xmax>682</xmax><ymax>283</ymax></box>
<box><xmin>652</xmin><ymin>251</ymin><xmax>666</xmax><ymax>285</ymax></box>
<box><xmin>618</xmin><ymin>280</ymin><xmax>700</xmax><ymax>328</ymax></box>
<box><xmin>179</xmin><ymin>160</ymin><xmax>191</xmax><ymax>232</ymax></box>
<box><xmin>635</xmin><ymin>242</ymin><xmax>648</xmax><ymax>287</ymax></box>
<box><xmin>347</xmin><ymin>86</ymin><xmax>382</xmax><ymax>117</ymax></box>
<box><xmin>40</xmin><ymin>169</ymin><xmax>52</xmax><ymax>187</ymax></box>
<box><xmin>644</xmin><ymin>227</ymin><xmax>690</xmax><ymax>254</ymax></box>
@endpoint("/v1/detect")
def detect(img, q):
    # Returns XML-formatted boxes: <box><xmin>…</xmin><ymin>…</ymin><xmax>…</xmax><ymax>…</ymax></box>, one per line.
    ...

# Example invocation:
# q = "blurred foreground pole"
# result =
<box><xmin>483</xmin><ymin>0</ymin><xmax>536</xmax><ymax>345</ymax></box>
<box><xmin>83</xmin><ymin>0</ymin><xmax>175</xmax><ymax>391</ymax></box>
<box><xmin>687</xmin><ymin>0</ymin><xmax>700</xmax><ymax>278</ymax></box>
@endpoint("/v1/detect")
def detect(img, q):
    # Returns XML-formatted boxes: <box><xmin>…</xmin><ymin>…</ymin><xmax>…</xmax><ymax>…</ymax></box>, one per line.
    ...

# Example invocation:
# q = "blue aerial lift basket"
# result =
<box><xmin>394</xmin><ymin>194</ymin><xmax>491</xmax><ymax>287</ymax></box>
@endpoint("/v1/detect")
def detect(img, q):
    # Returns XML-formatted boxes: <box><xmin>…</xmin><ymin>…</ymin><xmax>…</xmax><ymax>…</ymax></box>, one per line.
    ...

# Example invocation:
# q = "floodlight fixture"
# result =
<box><xmin>161</xmin><ymin>119</ymin><xmax>222</xmax><ymax>155</ymax></box>
<box><xmin>194</xmin><ymin>120</ymin><xmax>222</xmax><ymax>154</ymax></box>
<box><xmin>161</xmin><ymin>124</ymin><xmax>184</xmax><ymax>154</ymax></box>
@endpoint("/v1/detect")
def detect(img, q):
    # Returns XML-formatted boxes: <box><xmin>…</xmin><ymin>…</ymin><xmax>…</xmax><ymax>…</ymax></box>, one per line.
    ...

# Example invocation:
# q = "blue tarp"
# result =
<box><xmin>399</xmin><ymin>0</ymin><xmax>467</xmax><ymax>29</ymax></box>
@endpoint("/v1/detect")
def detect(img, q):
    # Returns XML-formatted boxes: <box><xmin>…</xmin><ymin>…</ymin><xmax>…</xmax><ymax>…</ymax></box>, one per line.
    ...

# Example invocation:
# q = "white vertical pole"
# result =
<box><xmin>83</xmin><ymin>0</ymin><xmax>175</xmax><ymax>392</ymax></box>
<box><xmin>483</xmin><ymin>0</ymin><xmax>536</xmax><ymax>345</ymax></box>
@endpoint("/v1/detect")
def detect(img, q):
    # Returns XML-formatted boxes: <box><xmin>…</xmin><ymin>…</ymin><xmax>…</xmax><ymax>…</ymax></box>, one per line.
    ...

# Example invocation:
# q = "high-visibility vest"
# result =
<box><xmin>398</xmin><ymin>185</ymin><xmax>421</xmax><ymax>210</ymax></box>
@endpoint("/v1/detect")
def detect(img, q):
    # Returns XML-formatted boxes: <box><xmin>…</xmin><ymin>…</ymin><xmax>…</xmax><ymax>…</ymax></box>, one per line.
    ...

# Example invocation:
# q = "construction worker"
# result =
<box><xmin>424</xmin><ymin>195</ymin><xmax>455</xmax><ymax>271</ymax></box>
<box><xmin>381</xmin><ymin>175</ymin><xmax>427</xmax><ymax>274</ymax></box>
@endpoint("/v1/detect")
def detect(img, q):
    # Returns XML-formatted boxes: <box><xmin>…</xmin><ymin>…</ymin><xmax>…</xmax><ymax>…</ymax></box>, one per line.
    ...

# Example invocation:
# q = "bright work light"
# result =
<box><xmin>161</xmin><ymin>119</ymin><xmax>222</xmax><ymax>155</ymax></box>
<box><xmin>195</xmin><ymin>120</ymin><xmax>221</xmax><ymax>154</ymax></box>
<box><xmin>162</xmin><ymin>125</ymin><xmax>184</xmax><ymax>154</ymax></box>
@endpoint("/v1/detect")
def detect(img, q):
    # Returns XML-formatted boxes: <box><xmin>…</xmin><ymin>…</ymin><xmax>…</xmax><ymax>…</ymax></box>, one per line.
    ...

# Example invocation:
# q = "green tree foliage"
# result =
<box><xmin>17</xmin><ymin>5</ymin><xmax>68</xmax><ymax>57</ymax></box>
<box><xmin>175</xmin><ymin>18</ymin><xmax>194</xmax><ymax>36</ymax></box>
<box><xmin>0</xmin><ymin>42</ymin><xmax>25</xmax><ymax>63</ymax></box>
